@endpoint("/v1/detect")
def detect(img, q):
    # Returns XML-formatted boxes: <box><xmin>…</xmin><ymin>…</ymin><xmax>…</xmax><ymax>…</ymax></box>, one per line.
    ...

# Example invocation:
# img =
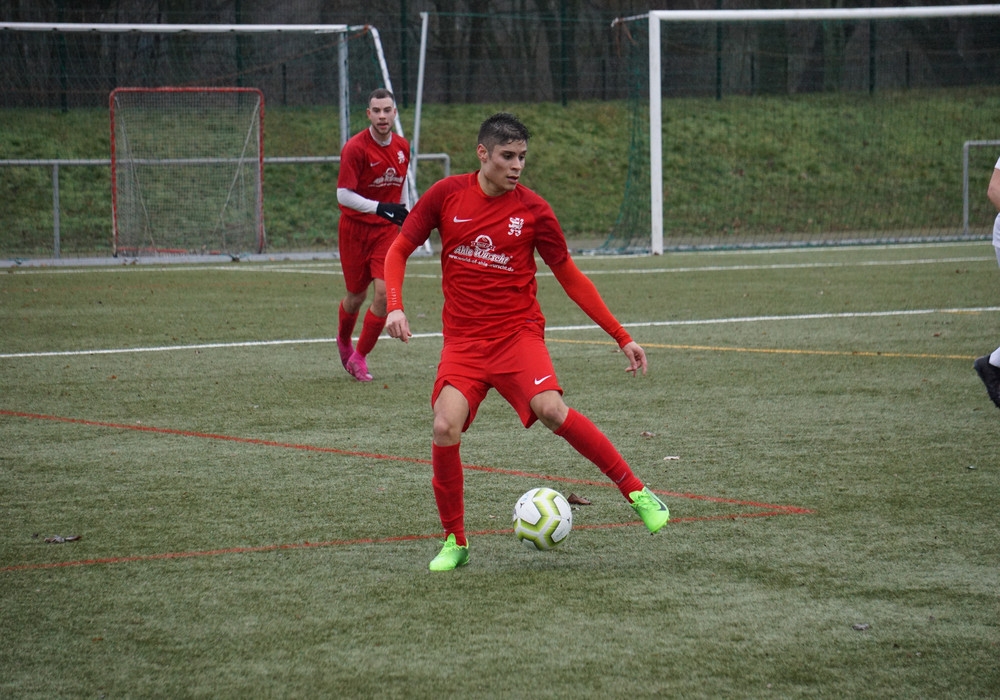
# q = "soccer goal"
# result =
<box><xmin>111</xmin><ymin>87</ymin><xmax>264</xmax><ymax>257</ymax></box>
<box><xmin>2</xmin><ymin>21</ymin><xmax>413</xmax><ymax>257</ymax></box>
<box><xmin>607</xmin><ymin>5</ymin><xmax>1000</xmax><ymax>254</ymax></box>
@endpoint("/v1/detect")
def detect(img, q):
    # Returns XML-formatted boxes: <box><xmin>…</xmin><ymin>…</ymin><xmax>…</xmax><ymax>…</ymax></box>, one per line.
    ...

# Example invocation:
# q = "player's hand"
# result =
<box><xmin>385</xmin><ymin>309</ymin><xmax>412</xmax><ymax>343</ymax></box>
<box><xmin>376</xmin><ymin>202</ymin><xmax>409</xmax><ymax>226</ymax></box>
<box><xmin>621</xmin><ymin>341</ymin><xmax>648</xmax><ymax>376</ymax></box>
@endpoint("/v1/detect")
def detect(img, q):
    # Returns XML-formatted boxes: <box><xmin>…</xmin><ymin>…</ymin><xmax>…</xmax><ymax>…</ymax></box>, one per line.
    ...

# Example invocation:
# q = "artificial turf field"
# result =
<box><xmin>2</xmin><ymin>242</ymin><xmax>998</xmax><ymax>698</ymax></box>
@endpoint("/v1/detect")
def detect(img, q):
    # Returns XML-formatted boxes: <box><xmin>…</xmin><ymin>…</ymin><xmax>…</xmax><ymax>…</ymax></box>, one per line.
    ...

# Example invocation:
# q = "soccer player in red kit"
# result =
<box><xmin>335</xmin><ymin>88</ymin><xmax>410</xmax><ymax>382</ymax></box>
<box><xmin>384</xmin><ymin>112</ymin><xmax>669</xmax><ymax>571</ymax></box>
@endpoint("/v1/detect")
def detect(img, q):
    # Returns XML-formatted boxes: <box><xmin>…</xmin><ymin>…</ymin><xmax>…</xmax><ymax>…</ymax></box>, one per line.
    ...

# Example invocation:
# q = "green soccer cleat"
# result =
<box><xmin>629</xmin><ymin>487</ymin><xmax>670</xmax><ymax>534</ymax></box>
<box><xmin>428</xmin><ymin>533</ymin><xmax>469</xmax><ymax>571</ymax></box>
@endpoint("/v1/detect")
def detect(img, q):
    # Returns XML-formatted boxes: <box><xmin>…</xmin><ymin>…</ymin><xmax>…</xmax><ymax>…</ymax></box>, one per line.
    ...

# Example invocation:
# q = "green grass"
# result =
<box><xmin>2</xmin><ymin>242</ymin><xmax>999</xmax><ymax>697</ymax></box>
<box><xmin>3</xmin><ymin>88</ymin><xmax>999</xmax><ymax>257</ymax></box>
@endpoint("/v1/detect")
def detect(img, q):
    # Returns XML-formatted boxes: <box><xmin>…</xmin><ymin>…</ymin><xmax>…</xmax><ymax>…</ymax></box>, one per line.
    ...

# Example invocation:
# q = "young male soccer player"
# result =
<box><xmin>974</xmin><ymin>155</ymin><xmax>1000</xmax><ymax>408</ymax></box>
<box><xmin>383</xmin><ymin>112</ymin><xmax>670</xmax><ymax>571</ymax></box>
<box><xmin>335</xmin><ymin>88</ymin><xmax>410</xmax><ymax>382</ymax></box>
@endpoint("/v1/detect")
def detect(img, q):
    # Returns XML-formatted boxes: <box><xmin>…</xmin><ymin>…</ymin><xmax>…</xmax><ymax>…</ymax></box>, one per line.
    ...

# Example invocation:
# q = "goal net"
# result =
<box><xmin>111</xmin><ymin>87</ymin><xmax>264</xmax><ymax>258</ymax></box>
<box><xmin>607</xmin><ymin>6</ymin><xmax>1000</xmax><ymax>253</ymax></box>
<box><xmin>1</xmin><ymin>22</ymin><xmax>407</xmax><ymax>257</ymax></box>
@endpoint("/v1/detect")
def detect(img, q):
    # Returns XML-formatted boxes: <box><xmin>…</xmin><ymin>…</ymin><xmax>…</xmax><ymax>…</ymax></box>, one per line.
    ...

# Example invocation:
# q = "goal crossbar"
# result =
<box><xmin>0</xmin><ymin>22</ymin><xmax>356</xmax><ymax>34</ymax></box>
<box><xmin>647</xmin><ymin>5</ymin><xmax>1000</xmax><ymax>23</ymax></box>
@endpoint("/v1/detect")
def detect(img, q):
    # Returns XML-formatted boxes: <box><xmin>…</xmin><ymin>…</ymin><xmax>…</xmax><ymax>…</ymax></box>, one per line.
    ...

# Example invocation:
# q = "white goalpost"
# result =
<box><xmin>640</xmin><ymin>4</ymin><xmax>1000</xmax><ymax>254</ymax></box>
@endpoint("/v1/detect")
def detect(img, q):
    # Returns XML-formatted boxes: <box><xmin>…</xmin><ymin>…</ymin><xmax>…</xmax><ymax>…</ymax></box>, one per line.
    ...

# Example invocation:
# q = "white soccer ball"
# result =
<box><xmin>512</xmin><ymin>487</ymin><xmax>573</xmax><ymax>550</ymax></box>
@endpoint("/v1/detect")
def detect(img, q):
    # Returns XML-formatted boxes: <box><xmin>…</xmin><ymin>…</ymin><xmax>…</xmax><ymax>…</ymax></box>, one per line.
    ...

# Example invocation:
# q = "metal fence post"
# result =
<box><xmin>52</xmin><ymin>162</ymin><xmax>60</xmax><ymax>259</ymax></box>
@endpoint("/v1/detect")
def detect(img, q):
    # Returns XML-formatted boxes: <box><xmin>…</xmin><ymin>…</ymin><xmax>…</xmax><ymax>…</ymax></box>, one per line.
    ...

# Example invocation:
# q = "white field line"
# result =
<box><xmin>552</xmin><ymin>306</ymin><xmax>1000</xmax><ymax>333</ymax></box>
<box><xmin>4</xmin><ymin>244</ymin><xmax>995</xmax><ymax>359</ymax></box>
<box><xmin>3</xmin><ymin>307</ymin><xmax>998</xmax><ymax>360</ymax></box>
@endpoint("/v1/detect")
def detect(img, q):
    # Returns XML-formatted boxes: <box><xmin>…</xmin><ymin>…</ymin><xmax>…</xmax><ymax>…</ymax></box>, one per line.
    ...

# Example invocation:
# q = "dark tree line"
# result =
<box><xmin>1</xmin><ymin>0</ymin><xmax>997</xmax><ymax>107</ymax></box>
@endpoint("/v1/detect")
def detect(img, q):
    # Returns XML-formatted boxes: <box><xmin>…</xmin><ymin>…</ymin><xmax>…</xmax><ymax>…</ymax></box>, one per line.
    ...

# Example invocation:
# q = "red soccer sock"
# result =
<box><xmin>554</xmin><ymin>408</ymin><xmax>644</xmax><ymax>499</ymax></box>
<box><xmin>432</xmin><ymin>443</ymin><xmax>466</xmax><ymax>546</ymax></box>
<box><xmin>338</xmin><ymin>302</ymin><xmax>359</xmax><ymax>347</ymax></box>
<box><xmin>356</xmin><ymin>308</ymin><xmax>386</xmax><ymax>357</ymax></box>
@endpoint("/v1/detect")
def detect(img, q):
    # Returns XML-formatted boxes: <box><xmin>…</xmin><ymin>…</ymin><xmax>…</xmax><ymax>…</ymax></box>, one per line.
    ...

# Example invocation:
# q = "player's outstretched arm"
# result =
<box><xmin>550</xmin><ymin>257</ymin><xmax>647</xmax><ymax>376</ymax></box>
<box><xmin>383</xmin><ymin>230</ymin><xmax>418</xmax><ymax>344</ymax></box>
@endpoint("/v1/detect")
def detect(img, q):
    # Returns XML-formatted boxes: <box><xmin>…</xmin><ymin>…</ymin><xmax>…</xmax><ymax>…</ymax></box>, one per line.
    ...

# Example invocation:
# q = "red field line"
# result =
<box><xmin>1</xmin><ymin>409</ymin><xmax>814</xmax><ymax>572</ymax></box>
<box><xmin>0</xmin><ymin>409</ymin><xmax>427</xmax><ymax>464</ymax></box>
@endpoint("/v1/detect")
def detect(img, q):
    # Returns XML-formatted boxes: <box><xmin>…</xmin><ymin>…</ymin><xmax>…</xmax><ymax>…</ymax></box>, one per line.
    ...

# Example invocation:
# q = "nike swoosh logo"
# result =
<box><xmin>453</xmin><ymin>216</ymin><xmax>474</xmax><ymax>223</ymax></box>
<box><xmin>369</xmin><ymin>161</ymin><xmax>381</xmax><ymax>166</ymax></box>
<box><xmin>533</xmin><ymin>375</ymin><xmax>552</xmax><ymax>385</ymax></box>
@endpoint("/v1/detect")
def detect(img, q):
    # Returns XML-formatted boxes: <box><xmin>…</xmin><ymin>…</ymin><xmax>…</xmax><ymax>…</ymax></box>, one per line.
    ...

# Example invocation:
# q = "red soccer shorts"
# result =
<box><xmin>432</xmin><ymin>326</ymin><xmax>563</xmax><ymax>431</ymax></box>
<box><xmin>338</xmin><ymin>216</ymin><xmax>398</xmax><ymax>294</ymax></box>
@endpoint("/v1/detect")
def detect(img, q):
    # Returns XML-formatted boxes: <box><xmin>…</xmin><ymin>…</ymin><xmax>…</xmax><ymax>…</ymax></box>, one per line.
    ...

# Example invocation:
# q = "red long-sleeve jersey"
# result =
<box><xmin>385</xmin><ymin>172</ymin><xmax>631</xmax><ymax>347</ymax></box>
<box><xmin>337</xmin><ymin>128</ymin><xmax>409</xmax><ymax>226</ymax></box>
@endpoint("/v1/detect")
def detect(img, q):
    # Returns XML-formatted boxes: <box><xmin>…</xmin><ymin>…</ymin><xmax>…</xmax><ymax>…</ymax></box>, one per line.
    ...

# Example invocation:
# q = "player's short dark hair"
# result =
<box><xmin>478</xmin><ymin>112</ymin><xmax>530</xmax><ymax>153</ymax></box>
<box><xmin>368</xmin><ymin>88</ymin><xmax>395</xmax><ymax>105</ymax></box>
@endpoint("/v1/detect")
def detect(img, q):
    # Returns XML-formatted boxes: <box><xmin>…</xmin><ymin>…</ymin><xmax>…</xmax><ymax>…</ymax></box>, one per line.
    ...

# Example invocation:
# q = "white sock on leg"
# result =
<box><xmin>989</xmin><ymin>347</ymin><xmax>1000</xmax><ymax>366</ymax></box>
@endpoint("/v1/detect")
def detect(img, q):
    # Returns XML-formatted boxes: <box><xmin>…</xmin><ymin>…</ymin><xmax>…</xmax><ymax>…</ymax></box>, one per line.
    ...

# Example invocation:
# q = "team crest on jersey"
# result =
<box><xmin>450</xmin><ymin>234</ymin><xmax>513</xmax><ymax>272</ymax></box>
<box><xmin>507</xmin><ymin>217</ymin><xmax>525</xmax><ymax>237</ymax></box>
<box><xmin>396</xmin><ymin>150</ymin><xmax>406</xmax><ymax>164</ymax></box>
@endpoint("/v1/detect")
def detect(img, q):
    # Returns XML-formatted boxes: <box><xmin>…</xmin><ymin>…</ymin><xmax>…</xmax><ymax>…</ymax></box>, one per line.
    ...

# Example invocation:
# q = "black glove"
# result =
<box><xmin>376</xmin><ymin>202</ymin><xmax>409</xmax><ymax>226</ymax></box>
